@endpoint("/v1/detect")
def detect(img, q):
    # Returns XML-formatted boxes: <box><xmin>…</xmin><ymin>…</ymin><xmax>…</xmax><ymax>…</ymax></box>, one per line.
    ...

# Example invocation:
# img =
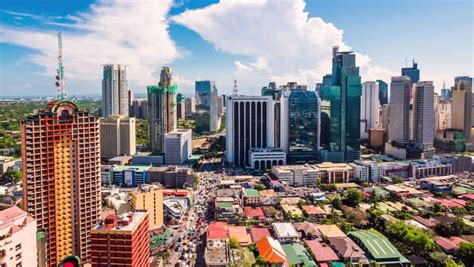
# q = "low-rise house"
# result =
<box><xmin>301</xmin><ymin>205</ymin><xmax>328</xmax><ymax>219</ymax></box>
<box><xmin>305</xmin><ymin>239</ymin><xmax>340</xmax><ymax>265</ymax></box>
<box><xmin>242</xmin><ymin>188</ymin><xmax>261</xmax><ymax>206</ymax></box>
<box><xmin>228</xmin><ymin>226</ymin><xmax>252</xmax><ymax>247</ymax></box>
<box><xmin>412</xmin><ymin>215</ymin><xmax>437</xmax><ymax>228</ymax></box>
<box><xmin>244</xmin><ymin>206</ymin><xmax>265</xmax><ymax>220</ymax></box>
<box><xmin>281</xmin><ymin>204</ymin><xmax>303</xmax><ymax>218</ymax></box>
<box><xmin>272</xmin><ymin>223</ymin><xmax>299</xmax><ymax>243</ymax></box>
<box><xmin>208</xmin><ymin>221</ymin><xmax>229</xmax><ymax>240</ymax></box>
<box><xmin>205</xmin><ymin>239</ymin><xmax>230</xmax><ymax>267</ymax></box>
<box><xmin>435</xmin><ymin>236</ymin><xmax>469</xmax><ymax>253</ymax></box>
<box><xmin>419</xmin><ymin>176</ymin><xmax>456</xmax><ymax>193</ymax></box>
<box><xmin>348</xmin><ymin>230</ymin><xmax>410</xmax><ymax>266</ymax></box>
<box><xmin>316</xmin><ymin>224</ymin><xmax>346</xmax><ymax>240</ymax></box>
<box><xmin>250</xmin><ymin>227</ymin><xmax>272</xmax><ymax>242</ymax></box>
<box><xmin>281</xmin><ymin>243</ymin><xmax>317</xmax><ymax>267</ymax></box>
<box><xmin>262</xmin><ymin>206</ymin><xmax>284</xmax><ymax>220</ymax></box>
<box><xmin>215</xmin><ymin>197</ymin><xmax>242</xmax><ymax>222</ymax></box>
<box><xmin>256</xmin><ymin>236</ymin><xmax>288</xmax><ymax>266</ymax></box>
<box><xmin>327</xmin><ymin>236</ymin><xmax>367</xmax><ymax>264</ymax></box>
<box><xmin>293</xmin><ymin>222</ymin><xmax>321</xmax><ymax>240</ymax></box>
<box><xmin>259</xmin><ymin>189</ymin><xmax>279</xmax><ymax>205</ymax></box>
<box><xmin>384</xmin><ymin>184</ymin><xmax>424</xmax><ymax>198</ymax></box>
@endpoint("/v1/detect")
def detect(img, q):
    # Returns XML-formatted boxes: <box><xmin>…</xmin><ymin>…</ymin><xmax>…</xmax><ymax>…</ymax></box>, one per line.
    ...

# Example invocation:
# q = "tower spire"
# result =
<box><xmin>233</xmin><ymin>79</ymin><xmax>238</xmax><ymax>96</ymax></box>
<box><xmin>55</xmin><ymin>32</ymin><xmax>66</xmax><ymax>100</ymax></box>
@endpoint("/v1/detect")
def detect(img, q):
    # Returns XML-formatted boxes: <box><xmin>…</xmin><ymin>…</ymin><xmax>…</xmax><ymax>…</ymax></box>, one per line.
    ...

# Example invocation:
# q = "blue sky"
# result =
<box><xmin>0</xmin><ymin>0</ymin><xmax>472</xmax><ymax>97</ymax></box>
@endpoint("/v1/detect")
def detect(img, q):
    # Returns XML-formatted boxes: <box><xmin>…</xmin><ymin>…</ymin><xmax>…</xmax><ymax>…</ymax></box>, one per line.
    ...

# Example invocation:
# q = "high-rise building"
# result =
<box><xmin>376</xmin><ymin>80</ymin><xmax>388</xmax><ymax>105</ymax></box>
<box><xmin>185</xmin><ymin>97</ymin><xmax>196</xmax><ymax>117</ymax></box>
<box><xmin>401</xmin><ymin>60</ymin><xmax>420</xmax><ymax>84</ymax></box>
<box><xmin>360</xmin><ymin>81</ymin><xmax>380</xmax><ymax>139</ymax></box>
<box><xmin>285</xmin><ymin>90</ymin><xmax>320</xmax><ymax>163</ymax></box>
<box><xmin>164</xmin><ymin>129</ymin><xmax>192</xmax><ymax>165</ymax></box>
<box><xmin>195</xmin><ymin>80</ymin><xmax>214</xmax><ymax>107</ymax></box>
<box><xmin>148</xmin><ymin>67</ymin><xmax>177</xmax><ymax>154</ymax></box>
<box><xmin>388</xmin><ymin>76</ymin><xmax>411</xmax><ymax>144</ymax></box>
<box><xmin>128</xmin><ymin>89</ymin><xmax>134</xmax><ymax>111</ymax></box>
<box><xmin>210</xmin><ymin>84</ymin><xmax>221</xmax><ymax>132</ymax></box>
<box><xmin>177</xmin><ymin>94</ymin><xmax>186</xmax><ymax>120</ymax></box>
<box><xmin>0</xmin><ymin>206</ymin><xmax>38</xmax><ymax>267</ymax></box>
<box><xmin>452</xmin><ymin>76</ymin><xmax>472</xmax><ymax>143</ymax></box>
<box><xmin>218</xmin><ymin>95</ymin><xmax>224</xmax><ymax>115</ymax></box>
<box><xmin>437</xmin><ymin>100</ymin><xmax>451</xmax><ymax>131</ymax></box>
<box><xmin>320</xmin><ymin>47</ymin><xmax>362</xmax><ymax>162</ymax></box>
<box><xmin>380</xmin><ymin>104</ymin><xmax>390</xmax><ymax>130</ymax></box>
<box><xmin>21</xmin><ymin>100</ymin><xmax>101</xmax><ymax>265</ymax></box>
<box><xmin>99</xmin><ymin>115</ymin><xmax>136</xmax><ymax>159</ymax></box>
<box><xmin>261</xmin><ymin>82</ymin><xmax>282</xmax><ymax>100</ymax></box>
<box><xmin>130</xmin><ymin>184</ymin><xmax>164</xmax><ymax>229</ymax></box>
<box><xmin>90</xmin><ymin>211</ymin><xmax>150</xmax><ymax>267</ymax></box>
<box><xmin>130</xmin><ymin>99</ymin><xmax>148</xmax><ymax>119</ymax></box>
<box><xmin>226</xmin><ymin>95</ymin><xmax>274</xmax><ymax>166</ymax></box>
<box><xmin>413</xmin><ymin>81</ymin><xmax>435</xmax><ymax>150</ymax></box>
<box><xmin>102</xmin><ymin>64</ymin><xmax>128</xmax><ymax>117</ymax></box>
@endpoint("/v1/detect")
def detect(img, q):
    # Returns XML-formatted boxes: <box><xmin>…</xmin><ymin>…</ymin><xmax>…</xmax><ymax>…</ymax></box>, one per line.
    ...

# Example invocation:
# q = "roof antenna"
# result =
<box><xmin>233</xmin><ymin>79</ymin><xmax>238</xmax><ymax>96</ymax></box>
<box><xmin>405</xmin><ymin>58</ymin><xmax>407</xmax><ymax>68</ymax></box>
<box><xmin>55</xmin><ymin>31</ymin><xmax>66</xmax><ymax>100</ymax></box>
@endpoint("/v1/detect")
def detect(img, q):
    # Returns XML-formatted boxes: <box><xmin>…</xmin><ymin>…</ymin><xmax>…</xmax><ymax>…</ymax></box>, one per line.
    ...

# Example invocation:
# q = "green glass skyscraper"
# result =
<box><xmin>320</xmin><ymin>47</ymin><xmax>362</xmax><ymax>162</ymax></box>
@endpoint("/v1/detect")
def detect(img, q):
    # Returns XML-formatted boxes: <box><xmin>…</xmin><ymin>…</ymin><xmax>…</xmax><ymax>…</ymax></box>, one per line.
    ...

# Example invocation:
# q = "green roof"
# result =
<box><xmin>216</xmin><ymin>201</ymin><xmax>233</xmax><ymax>209</ymax></box>
<box><xmin>244</xmin><ymin>188</ymin><xmax>260</xmax><ymax>197</ymax></box>
<box><xmin>281</xmin><ymin>243</ymin><xmax>316</xmax><ymax>267</ymax></box>
<box><xmin>113</xmin><ymin>165</ymin><xmax>151</xmax><ymax>172</ymax></box>
<box><xmin>405</xmin><ymin>198</ymin><xmax>433</xmax><ymax>208</ymax></box>
<box><xmin>376</xmin><ymin>202</ymin><xmax>397</xmax><ymax>213</ymax></box>
<box><xmin>453</xmin><ymin>185</ymin><xmax>474</xmax><ymax>194</ymax></box>
<box><xmin>348</xmin><ymin>230</ymin><xmax>405</xmax><ymax>261</ymax></box>
<box><xmin>150</xmin><ymin>230</ymin><xmax>173</xmax><ymax>250</ymax></box>
<box><xmin>331</xmin><ymin>263</ymin><xmax>345</xmax><ymax>267</ymax></box>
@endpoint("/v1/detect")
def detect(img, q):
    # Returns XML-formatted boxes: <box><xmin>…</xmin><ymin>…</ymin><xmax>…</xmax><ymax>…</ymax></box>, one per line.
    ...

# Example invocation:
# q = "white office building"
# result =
<box><xmin>99</xmin><ymin>115</ymin><xmax>136</xmax><ymax>159</ymax></box>
<box><xmin>165</xmin><ymin>129</ymin><xmax>192</xmax><ymax>165</ymax></box>
<box><xmin>226</xmin><ymin>95</ymin><xmax>274</xmax><ymax>166</ymax></box>
<box><xmin>272</xmin><ymin>165</ymin><xmax>319</xmax><ymax>186</ymax></box>
<box><xmin>413</xmin><ymin>81</ymin><xmax>435</xmax><ymax>150</ymax></box>
<box><xmin>389</xmin><ymin>76</ymin><xmax>411</xmax><ymax>144</ymax></box>
<box><xmin>360</xmin><ymin>81</ymin><xmax>380</xmax><ymax>139</ymax></box>
<box><xmin>102</xmin><ymin>64</ymin><xmax>128</xmax><ymax>117</ymax></box>
<box><xmin>248</xmin><ymin>148</ymin><xmax>286</xmax><ymax>170</ymax></box>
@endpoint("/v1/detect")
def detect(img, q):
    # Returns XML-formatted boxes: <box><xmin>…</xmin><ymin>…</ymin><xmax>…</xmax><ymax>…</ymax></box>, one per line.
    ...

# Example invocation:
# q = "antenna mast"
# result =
<box><xmin>55</xmin><ymin>32</ymin><xmax>66</xmax><ymax>100</ymax></box>
<box><xmin>233</xmin><ymin>79</ymin><xmax>238</xmax><ymax>96</ymax></box>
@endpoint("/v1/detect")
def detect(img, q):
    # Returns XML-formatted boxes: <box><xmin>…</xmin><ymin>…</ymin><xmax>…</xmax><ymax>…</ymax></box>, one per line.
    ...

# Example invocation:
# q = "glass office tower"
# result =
<box><xmin>287</xmin><ymin>90</ymin><xmax>320</xmax><ymax>163</ymax></box>
<box><xmin>320</xmin><ymin>47</ymin><xmax>362</xmax><ymax>162</ymax></box>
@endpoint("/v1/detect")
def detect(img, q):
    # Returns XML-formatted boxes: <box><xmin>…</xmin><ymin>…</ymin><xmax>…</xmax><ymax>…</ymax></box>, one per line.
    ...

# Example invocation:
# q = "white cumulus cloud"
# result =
<box><xmin>0</xmin><ymin>0</ymin><xmax>183</xmax><ymax>95</ymax></box>
<box><xmin>172</xmin><ymin>0</ymin><xmax>394</xmax><ymax>92</ymax></box>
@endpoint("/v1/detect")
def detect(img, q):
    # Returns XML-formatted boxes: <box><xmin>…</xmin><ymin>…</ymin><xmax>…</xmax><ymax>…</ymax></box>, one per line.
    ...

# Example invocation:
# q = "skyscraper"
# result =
<box><xmin>413</xmin><ymin>81</ymin><xmax>435</xmax><ymax>150</ymax></box>
<box><xmin>177</xmin><ymin>93</ymin><xmax>186</xmax><ymax>120</ymax></box>
<box><xmin>210</xmin><ymin>83</ymin><xmax>221</xmax><ymax>132</ymax></box>
<box><xmin>102</xmin><ymin>64</ymin><xmax>128</xmax><ymax>117</ymax></box>
<box><xmin>286</xmin><ymin>90</ymin><xmax>320</xmax><ymax>163</ymax></box>
<box><xmin>451</xmin><ymin>76</ymin><xmax>472</xmax><ymax>143</ymax></box>
<box><xmin>99</xmin><ymin>115</ymin><xmax>136</xmax><ymax>159</ymax></box>
<box><xmin>130</xmin><ymin>185</ymin><xmax>164</xmax><ymax>229</ymax></box>
<box><xmin>226</xmin><ymin>95</ymin><xmax>274</xmax><ymax>166</ymax></box>
<box><xmin>261</xmin><ymin>82</ymin><xmax>282</xmax><ymax>100</ymax></box>
<box><xmin>401</xmin><ymin>60</ymin><xmax>420</xmax><ymax>84</ymax></box>
<box><xmin>185</xmin><ymin>97</ymin><xmax>196</xmax><ymax>116</ymax></box>
<box><xmin>360</xmin><ymin>81</ymin><xmax>380</xmax><ymax>139</ymax></box>
<box><xmin>21</xmin><ymin>100</ymin><xmax>101</xmax><ymax>265</ymax></box>
<box><xmin>376</xmin><ymin>79</ymin><xmax>388</xmax><ymax>105</ymax></box>
<box><xmin>195</xmin><ymin>80</ymin><xmax>214</xmax><ymax>107</ymax></box>
<box><xmin>148</xmin><ymin>67</ymin><xmax>177</xmax><ymax>154</ymax></box>
<box><xmin>320</xmin><ymin>47</ymin><xmax>362</xmax><ymax>162</ymax></box>
<box><xmin>388</xmin><ymin>76</ymin><xmax>411</xmax><ymax>144</ymax></box>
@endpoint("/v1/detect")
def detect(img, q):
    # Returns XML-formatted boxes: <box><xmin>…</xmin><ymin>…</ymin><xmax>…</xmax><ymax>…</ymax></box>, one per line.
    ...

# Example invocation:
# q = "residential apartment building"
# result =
<box><xmin>130</xmin><ymin>184</ymin><xmax>164</xmax><ymax>229</ymax></box>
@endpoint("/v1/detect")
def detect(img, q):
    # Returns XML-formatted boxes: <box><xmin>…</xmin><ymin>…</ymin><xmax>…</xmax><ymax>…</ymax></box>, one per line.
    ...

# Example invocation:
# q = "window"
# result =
<box><xmin>15</xmin><ymin>253</ymin><xmax>21</xmax><ymax>260</ymax></box>
<box><xmin>15</xmin><ymin>244</ymin><xmax>21</xmax><ymax>251</ymax></box>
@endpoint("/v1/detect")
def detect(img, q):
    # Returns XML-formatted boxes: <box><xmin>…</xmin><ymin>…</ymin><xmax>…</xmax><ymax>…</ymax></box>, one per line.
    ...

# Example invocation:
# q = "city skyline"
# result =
<box><xmin>1</xmin><ymin>0</ymin><xmax>473</xmax><ymax>97</ymax></box>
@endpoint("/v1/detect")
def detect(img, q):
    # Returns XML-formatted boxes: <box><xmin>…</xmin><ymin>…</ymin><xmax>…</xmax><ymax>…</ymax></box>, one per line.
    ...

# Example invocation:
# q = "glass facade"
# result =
<box><xmin>320</xmin><ymin>49</ymin><xmax>362</xmax><ymax>162</ymax></box>
<box><xmin>288</xmin><ymin>91</ymin><xmax>320</xmax><ymax>163</ymax></box>
<box><xmin>195</xmin><ymin>80</ymin><xmax>212</xmax><ymax>108</ymax></box>
<box><xmin>377</xmin><ymin>79</ymin><xmax>388</xmax><ymax>105</ymax></box>
<box><xmin>401</xmin><ymin>61</ymin><xmax>420</xmax><ymax>83</ymax></box>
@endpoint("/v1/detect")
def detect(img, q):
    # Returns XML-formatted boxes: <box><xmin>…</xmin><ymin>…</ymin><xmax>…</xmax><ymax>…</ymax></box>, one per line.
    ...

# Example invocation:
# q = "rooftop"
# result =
<box><xmin>208</xmin><ymin>221</ymin><xmax>229</xmax><ymax>240</ymax></box>
<box><xmin>256</xmin><ymin>236</ymin><xmax>287</xmax><ymax>264</ymax></box>
<box><xmin>243</xmin><ymin>188</ymin><xmax>260</xmax><ymax>197</ymax></box>
<box><xmin>113</xmin><ymin>165</ymin><xmax>151</xmax><ymax>172</ymax></box>
<box><xmin>93</xmin><ymin>211</ymin><xmax>147</xmax><ymax>232</ymax></box>
<box><xmin>272</xmin><ymin>222</ymin><xmax>299</xmax><ymax>239</ymax></box>
<box><xmin>228</xmin><ymin>226</ymin><xmax>252</xmax><ymax>246</ymax></box>
<box><xmin>305</xmin><ymin>239</ymin><xmax>339</xmax><ymax>263</ymax></box>
<box><xmin>316</xmin><ymin>224</ymin><xmax>346</xmax><ymax>239</ymax></box>
<box><xmin>244</xmin><ymin>206</ymin><xmax>265</xmax><ymax>219</ymax></box>
<box><xmin>282</xmin><ymin>243</ymin><xmax>317</xmax><ymax>267</ymax></box>
<box><xmin>348</xmin><ymin>230</ymin><xmax>406</xmax><ymax>261</ymax></box>
<box><xmin>250</xmin><ymin>227</ymin><xmax>271</xmax><ymax>242</ymax></box>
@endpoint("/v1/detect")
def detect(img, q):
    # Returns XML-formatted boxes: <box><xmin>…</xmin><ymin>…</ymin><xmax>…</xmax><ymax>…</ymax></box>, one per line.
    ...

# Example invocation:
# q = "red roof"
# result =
<box><xmin>163</xmin><ymin>191</ymin><xmax>189</xmax><ymax>196</ymax></box>
<box><xmin>250</xmin><ymin>227</ymin><xmax>272</xmax><ymax>242</ymax></box>
<box><xmin>207</xmin><ymin>221</ymin><xmax>229</xmax><ymax>239</ymax></box>
<box><xmin>435</xmin><ymin>237</ymin><xmax>459</xmax><ymax>251</ymax></box>
<box><xmin>432</xmin><ymin>198</ymin><xmax>464</xmax><ymax>208</ymax></box>
<box><xmin>460</xmin><ymin>193</ymin><xmax>474</xmax><ymax>201</ymax></box>
<box><xmin>305</xmin><ymin>239</ymin><xmax>339</xmax><ymax>263</ymax></box>
<box><xmin>413</xmin><ymin>215</ymin><xmax>437</xmax><ymax>228</ymax></box>
<box><xmin>301</xmin><ymin>205</ymin><xmax>328</xmax><ymax>216</ymax></box>
<box><xmin>244</xmin><ymin>207</ymin><xmax>265</xmax><ymax>220</ymax></box>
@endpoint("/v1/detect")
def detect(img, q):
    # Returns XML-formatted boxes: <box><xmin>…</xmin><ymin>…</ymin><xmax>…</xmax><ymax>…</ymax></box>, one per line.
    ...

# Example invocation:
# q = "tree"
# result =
<box><xmin>248</xmin><ymin>242</ymin><xmax>258</xmax><ymax>254</ymax></box>
<box><xmin>393</xmin><ymin>177</ymin><xmax>403</xmax><ymax>184</ymax></box>
<box><xmin>229</xmin><ymin>237</ymin><xmax>241</xmax><ymax>249</ymax></box>
<box><xmin>255</xmin><ymin>255</ymin><xmax>266</xmax><ymax>266</ymax></box>
<box><xmin>435</xmin><ymin>218</ymin><xmax>467</xmax><ymax>237</ymax></box>
<box><xmin>255</xmin><ymin>183</ymin><xmax>266</xmax><ymax>191</ymax></box>
<box><xmin>1</xmin><ymin>170</ymin><xmax>21</xmax><ymax>184</ymax></box>
<box><xmin>331</xmin><ymin>197</ymin><xmax>342</xmax><ymax>210</ymax></box>
<box><xmin>443</xmin><ymin>257</ymin><xmax>465</xmax><ymax>267</ymax></box>
<box><xmin>343</xmin><ymin>189</ymin><xmax>363</xmax><ymax>207</ymax></box>
<box><xmin>457</xmin><ymin>242</ymin><xmax>474</xmax><ymax>265</ymax></box>
<box><xmin>385</xmin><ymin>221</ymin><xmax>436</xmax><ymax>255</ymax></box>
